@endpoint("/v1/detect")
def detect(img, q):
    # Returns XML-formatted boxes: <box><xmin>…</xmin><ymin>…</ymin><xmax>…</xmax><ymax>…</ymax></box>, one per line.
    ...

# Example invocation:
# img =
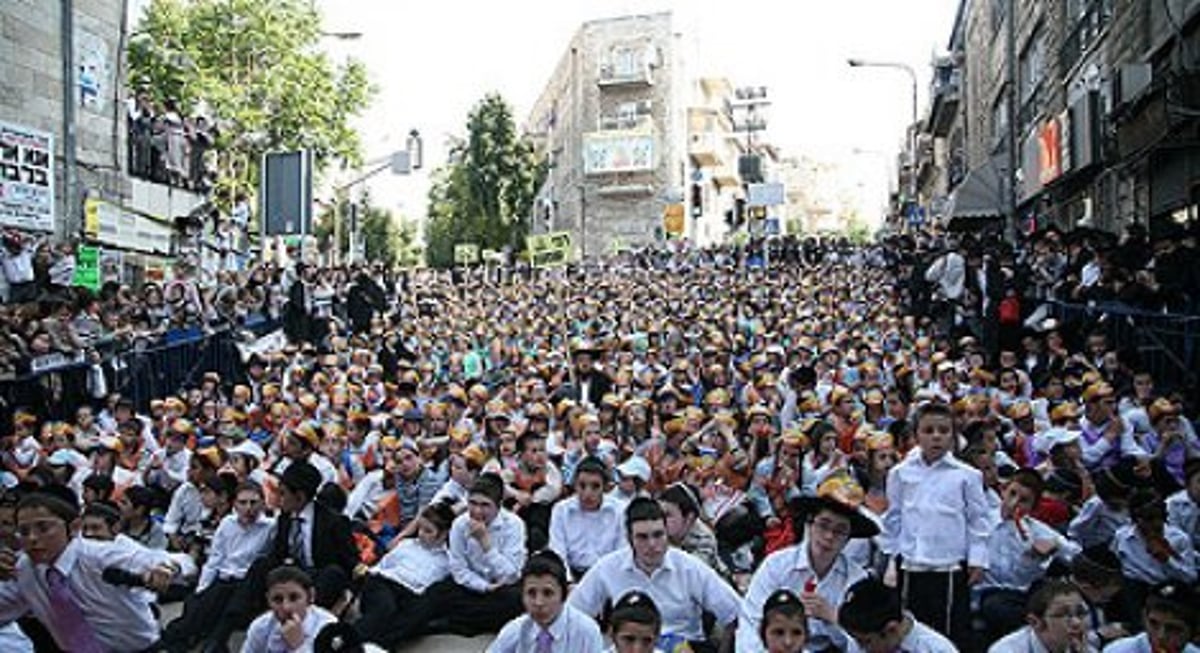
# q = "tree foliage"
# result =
<box><xmin>424</xmin><ymin>94</ymin><xmax>546</xmax><ymax>268</ymax></box>
<box><xmin>313</xmin><ymin>194</ymin><xmax>422</xmax><ymax>267</ymax></box>
<box><xmin>128</xmin><ymin>0</ymin><xmax>374</xmax><ymax>215</ymax></box>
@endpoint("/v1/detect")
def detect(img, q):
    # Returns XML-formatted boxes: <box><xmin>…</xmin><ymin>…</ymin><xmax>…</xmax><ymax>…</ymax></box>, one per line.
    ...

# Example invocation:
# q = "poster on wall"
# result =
<box><xmin>77</xmin><ymin>30</ymin><xmax>111</xmax><ymax>111</ymax></box>
<box><xmin>583</xmin><ymin>132</ymin><xmax>655</xmax><ymax>174</ymax></box>
<box><xmin>0</xmin><ymin>122</ymin><xmax>56</xmax><ymax>232</ymax></box>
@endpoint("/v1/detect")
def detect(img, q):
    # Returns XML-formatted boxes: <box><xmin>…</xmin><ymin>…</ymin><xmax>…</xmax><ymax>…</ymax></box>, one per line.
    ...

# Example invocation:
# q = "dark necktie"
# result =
<box><xmin>288</xmin><ymin>517</ymin><xmax>306</xmax><ymax>566</ymax></box>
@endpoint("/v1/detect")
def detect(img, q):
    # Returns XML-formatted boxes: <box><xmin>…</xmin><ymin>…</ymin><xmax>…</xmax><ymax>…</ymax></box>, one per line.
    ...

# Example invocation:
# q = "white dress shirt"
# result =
<box><xmin>737</xmin><ymin>540</ymin><xmax>867</xmax><ymax>653</ymax></box>
<box><xmin>343</xmin><ymin>468</ymin><xmax>388</xmax><ymax>520</ymax></box>
<box><xmin>846</xmin><ymin>613</ymin><xmax>958</xmax><ymax>653</ymax></box>
<box><xmin>163</xmin><ymin>480</ymin><xmax>207</xmax><ymax>536</ymax></box>
<box><xmin>488</xmin><ymin>604</ymin><xmax>605</xmax><ymax>653</ymax></box>
<box><xmin>0</xmin><ymin>536</ymin><xmax>196</xmax><ymax>651</ymax></box>
<box><xmin>883</xmin><ymin>452</ymin><xmax>991</xmax><ymax>569</ymax></box>
<box><xmin>981</xmin><ymin>515</ymin><xmax>1080</xmax><ymax>591</ymax></box>
<box><xmin>1068</xmin><ymin>497</ymin><xmax>1130</xmax><ymax>550</ymax></box>
<box><xmin>547</xmin><ymin>495</ymin><xmax>626</xmax><ymax>572</ymax></box>
<box><xmin>429</xmin><ymin>477</ymin><xmax>470</xmax><ymax>513</ymax></box>
<box><xmin>1110</xmin><ymin>523</ymin><xmax>1197</xmax><ymax>585</ymax></box>
<box><xmin>989</xmin><ymin>625</ymin><xmax>1097</xmax><ymax>653</ymax></box>
<box><xmin>1165</xmin><ymin>489</ymin><xmax>1199</xmax><ymax>552</ymax></box>
<box><xmin>371</xmin><ymin>537</ymin><xmax>449</xmax><ymax>595</ymax></box>
<box><xmin>1103</xmin><ymin>633</ymin><xmax>1200</xmax><ymax>653</ymax></box>
<box><xmin>0</xmin><ymin>623</ymin><xmax>32</xmax><ymax>653</ymax></box>
<box><xmin>569</xmin><ymin>547</ymin><xmax>741</xmax><ymax>642</ymax></box>
<box><xmin>447</xmin><ymin>509</ymin><xmax>527</xmax><ymax>591</ymax></box>
<box><xmin>197</xmin><ymin>513</ymin><xmax>276</xmax><ymax>591</ymax></box>
<box><xmin>240</xmin><ymin>605</ymin><xmax>337</xmax><ymax>653</ymax></box>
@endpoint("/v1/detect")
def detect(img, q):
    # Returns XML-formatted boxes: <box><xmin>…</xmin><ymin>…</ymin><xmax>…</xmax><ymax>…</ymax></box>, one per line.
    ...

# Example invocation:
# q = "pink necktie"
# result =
<box><xmin>45</xmin><ymin>567</ymin><xmax>107</xmax><ymax>653</ymax></box>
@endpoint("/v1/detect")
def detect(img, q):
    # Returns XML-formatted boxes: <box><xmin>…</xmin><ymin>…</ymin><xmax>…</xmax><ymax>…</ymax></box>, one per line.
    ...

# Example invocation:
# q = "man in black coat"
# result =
<box><xmin>204</xmin><ymin>461</ymin><xmax>356</xmax><ymax>652</ymax></box>
<box><xmin>345</xmin><ymin>269</ymin><xmax>387</xmax><ymax>334</ymax></box>
<box><xmin>564</xmin><ymin>343</ymin><xmax>612</xmax><ymax>408</ymax></box>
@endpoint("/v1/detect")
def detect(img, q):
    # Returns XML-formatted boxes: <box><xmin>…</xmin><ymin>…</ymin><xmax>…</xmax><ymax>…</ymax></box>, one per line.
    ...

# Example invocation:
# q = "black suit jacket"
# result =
<box><xmin>272</xmin><ymin>502</ymin><xmax>357</xmax><ymax>574</ymax></box>
<box><xmin>566</xmin><ymin>370</ymin><xmax>613</xmax><ymax>406</ymax></box>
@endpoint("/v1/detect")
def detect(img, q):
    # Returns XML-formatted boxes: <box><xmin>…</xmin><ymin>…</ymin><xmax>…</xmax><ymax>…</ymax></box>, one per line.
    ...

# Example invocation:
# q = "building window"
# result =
<box><xmin>612</xmin><ymin>46</ymin><xmax>642</xmax><ymax>79</ymax></box>
<box><xmin>1018</xmin><ymin>27</ymin><xmax>1044</xmax><ymax>133</ymax></box>
<box><xmin>1061</xmin><ymin>0</ymin><xmax>1113</xmax><ymax>74</ymax></box>
<box><xmin>1019</xmin><ymin>26</ymin><xmax>1044</xmax><ymax>101</ymax></box>
<box><xmin>991</xmin><ymin>91</ymin><xmax>1009</xmax><ymax>147</ymax></box>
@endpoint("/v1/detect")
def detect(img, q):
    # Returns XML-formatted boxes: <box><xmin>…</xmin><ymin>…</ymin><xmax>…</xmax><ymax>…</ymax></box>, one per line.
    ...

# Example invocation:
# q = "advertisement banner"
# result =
<box><xmin>0</xmin><ymin>122</ymin><xmax>55</xmax><ymax>232</ymax></box>
<box><xmin>583</xmin><ymin>132</ymin><xmax>655</xmax><ymax>174</ymax></box>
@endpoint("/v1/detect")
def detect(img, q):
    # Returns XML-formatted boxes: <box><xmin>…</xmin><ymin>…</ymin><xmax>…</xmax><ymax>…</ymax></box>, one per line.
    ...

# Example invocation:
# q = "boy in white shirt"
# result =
<box><xmin>838</xmin><ymin>577</ymin><xmax>957</xmax><ymax>653</ymax></box>
<box><xmin>489</xmin><ymin>550</ymin><xmax>604</xmax><ymax>652</ymax></box>
<box><xmin>241</xmin><ymin>566</ymin><xmax>336</xmax><ymax>653</ymax></box>
<box><xmin>882</xmin><ymin>401</ymin><xmax>990</xmax><ymax>649</ymax></box>
<box><xmin>163</xmin><ymin>481</ymin><xmax>274</xmax><ymax>653</ymax></box>
<box><xmin>354</xmin><ymin>501</ymin><xmax>454</xmax><ymax>648</ymax></box>
<box><xmin>1102</xmin><ymin>582</ymin><xmax>1198</xmax><ymax>653</ymax></box>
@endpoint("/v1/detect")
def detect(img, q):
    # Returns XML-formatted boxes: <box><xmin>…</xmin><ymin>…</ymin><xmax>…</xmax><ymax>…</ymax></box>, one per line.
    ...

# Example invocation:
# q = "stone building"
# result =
<box><xmin>927</xmin><ymin>0</ymin><xmax>1199</xmax><ymax>235</ymax></box>
<box><xmin>1</xmin><ymin>0</ymin><xmax>127</xmax><ymax>238</ymax></box>
<box><xmin>525</xmin><ymin>12</ymin><xmax>687</xmax><ymax>257</ymax></box>
<box><xmin>1</xmin><ymin>0</ymin><xmax>198</xmax><ymax>284</ymax></box>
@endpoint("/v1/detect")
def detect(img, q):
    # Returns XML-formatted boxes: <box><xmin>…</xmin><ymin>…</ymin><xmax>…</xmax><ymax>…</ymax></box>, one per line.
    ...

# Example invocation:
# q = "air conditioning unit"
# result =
<box><xmin>1113</xmin><ymin>64</ymin><xmax>1151</xmax><ymax>108</ymax></box>
<box><xmin>636</xmin><ymin>100</ymin><xmax>654</xmax><ymax>115</ymax></box>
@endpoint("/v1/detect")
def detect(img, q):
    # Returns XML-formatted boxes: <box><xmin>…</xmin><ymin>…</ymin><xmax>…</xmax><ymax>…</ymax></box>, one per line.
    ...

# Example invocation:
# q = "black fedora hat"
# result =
<box><xmin>789</xmin><ymin>470</ymin><xmax>879</xmax><ymax>539</ymax></box>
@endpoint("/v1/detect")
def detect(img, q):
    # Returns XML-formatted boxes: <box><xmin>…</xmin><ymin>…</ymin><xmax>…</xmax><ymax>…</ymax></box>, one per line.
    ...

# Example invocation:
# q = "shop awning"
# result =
<box><xmin>945</xmin><ymin>159</ymin><xmax>1006</xmax><ymax>228</ymax></box>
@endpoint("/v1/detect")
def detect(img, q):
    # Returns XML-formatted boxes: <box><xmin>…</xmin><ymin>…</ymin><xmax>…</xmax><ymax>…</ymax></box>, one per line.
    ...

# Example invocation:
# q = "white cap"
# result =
<box><xmin>616</xmin><ymin>456</ymin><xmax>651</xmax><ymax>483</ymax></box>
<box><xmin>227</xmin><ymin>440</ymin><xmax>266</xmax><ymax>462</ymax></box>
<box><xmin>1036</xmin><ymin>428</ymin><xmax>1080</xmax><ymax>455</ymax></box>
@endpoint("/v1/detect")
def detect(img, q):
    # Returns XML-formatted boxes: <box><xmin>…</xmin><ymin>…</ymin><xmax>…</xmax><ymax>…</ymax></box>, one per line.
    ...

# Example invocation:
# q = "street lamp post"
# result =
<box><xmin>333</xmin><ymin>130</ymin><xmax>422</xmax><ymax>265</ymax></box>
<box><xmin>847</xmin><ymin>58</ymin><xmax>919</xmax><ymax>231</ymax></box>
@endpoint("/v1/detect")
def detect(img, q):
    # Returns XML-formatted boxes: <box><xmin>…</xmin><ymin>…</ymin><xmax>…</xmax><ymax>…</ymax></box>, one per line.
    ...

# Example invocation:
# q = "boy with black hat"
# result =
<box><xmin>738</xmin><ymin>471</ymin><xmax>878</xmax><ymax>653</ymax></box>
<box><xmin>838</xmin><ymin>577</ymin><xmax>956</xmax><ymax>653</ymax></box>
<box><xmin>205</xmin><ymin>461</ymin><xmax>355</xmax><ymax>651</ymax></box>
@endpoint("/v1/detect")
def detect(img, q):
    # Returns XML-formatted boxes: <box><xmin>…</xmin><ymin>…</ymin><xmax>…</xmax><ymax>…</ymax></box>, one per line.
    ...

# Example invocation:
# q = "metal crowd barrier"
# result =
<box><xmin>0</xmin><ymin>318</ymin><xmax>279</xmax><ymax>423</ymax></box>
<box><xmin>1046</xmin><ymin>299</ymin><xmax>1200</xmax><ymax>400</ymax></box>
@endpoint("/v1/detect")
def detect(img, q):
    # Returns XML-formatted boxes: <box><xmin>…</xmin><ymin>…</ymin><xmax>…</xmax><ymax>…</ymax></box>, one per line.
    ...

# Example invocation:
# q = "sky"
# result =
<box><xmin>318</xmin><ymin>0</ymin><xmax>962</xmax><ymax>227</ymax></box>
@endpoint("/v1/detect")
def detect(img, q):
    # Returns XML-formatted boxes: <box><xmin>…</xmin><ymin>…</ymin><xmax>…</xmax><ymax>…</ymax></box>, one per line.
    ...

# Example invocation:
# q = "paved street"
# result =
<box><xmin>159</xmin><ymin>602</ymin><xmax>494</xmax><ymax>652</ymax></box>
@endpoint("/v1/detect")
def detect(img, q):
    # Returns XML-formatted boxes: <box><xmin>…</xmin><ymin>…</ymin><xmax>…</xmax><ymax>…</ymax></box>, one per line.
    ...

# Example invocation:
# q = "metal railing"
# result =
<box><xmin>1046</xmin><ymin>299</ymin><xmax>1199</xmax><ymax>399</ymax></box>
<box><xmin>0</xmin><ymin>319</ymin><xmax>279</xmax><ymax>421</ymax></box>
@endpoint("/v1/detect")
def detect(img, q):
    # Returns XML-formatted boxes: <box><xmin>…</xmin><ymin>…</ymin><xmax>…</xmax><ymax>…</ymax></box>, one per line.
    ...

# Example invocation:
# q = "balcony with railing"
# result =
<box><xmin>688</xmin><ymin>132</ymin><xmax>726</xmax><ymax>167</ymax></box>
<box><xmin>598</xmin><ymin>58</ymin><xmax>654</xmax><ymax>88</ymax></box>
<box><xmin>927</xmin><ymin>64</ymin><xmax>961</xmax><ymax>137</ymax></box>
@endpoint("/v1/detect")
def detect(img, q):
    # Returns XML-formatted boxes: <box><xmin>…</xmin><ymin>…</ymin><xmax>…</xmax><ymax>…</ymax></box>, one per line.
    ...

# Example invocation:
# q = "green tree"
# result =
<box><xmin>128</xmin><ymin>0</ymin><xmax>374</xmax><ymax>218</ymax></box>
<box><xmin>313</xmin><ymin>194</ymin><xmax>422</xmax><ymax>266</ymax></box>
<box><xmin>424</xmin><ymin>94</ymin><xmax>546</xmax><ymax>268</ymax></box>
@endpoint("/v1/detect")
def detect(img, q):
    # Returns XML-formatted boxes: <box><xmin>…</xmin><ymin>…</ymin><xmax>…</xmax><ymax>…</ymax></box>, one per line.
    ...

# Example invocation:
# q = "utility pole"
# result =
<box><xmin>1005</xmin><ymin>0</ymin><xmax>1019</xmax><ymax>243</ymax></box>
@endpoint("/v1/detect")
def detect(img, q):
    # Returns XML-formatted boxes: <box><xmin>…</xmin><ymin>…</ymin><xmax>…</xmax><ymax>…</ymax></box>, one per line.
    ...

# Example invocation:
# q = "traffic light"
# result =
<box><xmin>691</xmin><ymin>184</ymin><xmax>703</xmax><ymax>217</ymax></box>
<box><xmin>734</xmin><ymin>198</ymin><xmax>746</xmax><ymax>229</ymax></box>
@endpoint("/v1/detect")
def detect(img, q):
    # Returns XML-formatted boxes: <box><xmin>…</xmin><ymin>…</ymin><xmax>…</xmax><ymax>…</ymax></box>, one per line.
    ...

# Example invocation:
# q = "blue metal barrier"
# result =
<box><xmin>0</xmin><ymin>318</ymin><xmax>280</xmax><ymax>423</ymax></box>
<box><xmin>1046</xmin><ymin>300</ymin><xmax>1200</xmax><ymax>398</ymax></box>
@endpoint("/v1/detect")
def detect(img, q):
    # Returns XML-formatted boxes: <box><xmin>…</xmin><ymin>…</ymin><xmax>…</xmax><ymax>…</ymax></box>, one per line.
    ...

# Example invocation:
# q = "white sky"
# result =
<box><xmin>322</xmin><ymin>1</ymin><xmax>962</xmax><ymax>226</ymax></box>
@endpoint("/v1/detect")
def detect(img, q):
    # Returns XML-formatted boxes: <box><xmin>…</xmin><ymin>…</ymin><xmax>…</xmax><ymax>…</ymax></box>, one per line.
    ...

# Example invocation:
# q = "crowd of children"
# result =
<box><xmin>0</xmin><ymin>234</ymin><xmax>1196</xmax><ymax>652</ymax></box>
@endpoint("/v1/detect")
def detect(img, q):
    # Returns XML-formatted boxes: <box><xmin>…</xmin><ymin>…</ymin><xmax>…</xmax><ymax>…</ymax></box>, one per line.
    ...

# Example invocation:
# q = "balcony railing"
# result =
<box><xmin>598</xmin><ymin>63</ymin><xmax>654</xmax><ymax>87</ymax></box>
<box><xmin>127</xmin><ymin>106</ymin><xmax>214</xmax><ymax>193</ymax></box>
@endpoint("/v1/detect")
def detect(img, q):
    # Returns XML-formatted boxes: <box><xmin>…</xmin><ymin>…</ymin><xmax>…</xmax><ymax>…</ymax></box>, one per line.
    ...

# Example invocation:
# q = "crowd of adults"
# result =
<box><xmin>0</xmin><ymin>222</ymin><xmax>1196</xmax><ymax>653</ymax></box>
<box><xmin>126</xmin><ymin>91</ymin><xmax>215</xmax><ymax>192</ymax></box>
